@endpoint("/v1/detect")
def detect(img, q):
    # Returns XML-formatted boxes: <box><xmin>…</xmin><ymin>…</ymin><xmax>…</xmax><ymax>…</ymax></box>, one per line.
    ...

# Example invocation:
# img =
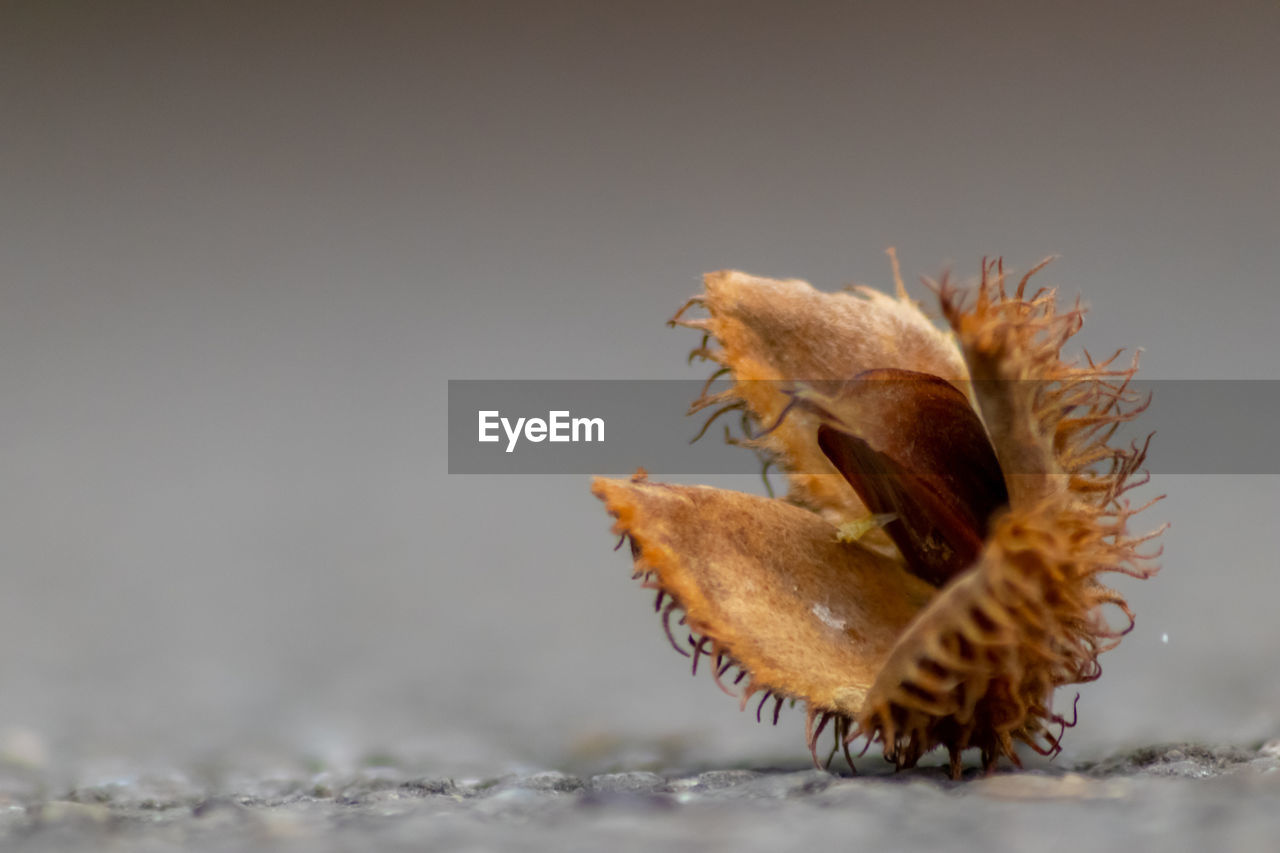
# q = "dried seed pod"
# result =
<box><xmin>591</xmin><ymin>255</ymin><xmax>1161</xmax><ymax>777</ymax></box>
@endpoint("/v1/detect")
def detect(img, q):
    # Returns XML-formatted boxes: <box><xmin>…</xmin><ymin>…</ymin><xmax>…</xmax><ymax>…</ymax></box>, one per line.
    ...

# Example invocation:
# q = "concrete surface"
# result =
<box><xmin>2</xmin><ymin>741</ymin><xmax>1278</xmax><ymax>852</ymax></box>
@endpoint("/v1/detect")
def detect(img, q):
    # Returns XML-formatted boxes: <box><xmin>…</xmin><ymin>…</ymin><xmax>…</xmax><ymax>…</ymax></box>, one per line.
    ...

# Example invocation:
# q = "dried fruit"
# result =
<box><xmin>591</xmin><ymin>254</ymin><xmax>1162</xmax><ymax>778</ymax></box>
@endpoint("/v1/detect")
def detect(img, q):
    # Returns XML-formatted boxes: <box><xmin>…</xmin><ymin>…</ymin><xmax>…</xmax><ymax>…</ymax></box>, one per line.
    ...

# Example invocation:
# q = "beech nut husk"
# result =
<box><xmin>591</xmin><ymin>255</ymin><xmax>1162</xmax><ymax>778</ymax></box>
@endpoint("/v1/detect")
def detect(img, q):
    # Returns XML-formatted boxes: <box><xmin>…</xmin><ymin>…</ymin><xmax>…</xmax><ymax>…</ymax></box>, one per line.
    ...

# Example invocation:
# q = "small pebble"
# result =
<box><xmin>515</xmin><ymin>771</ymin><xmax>584</xmax><ymax>793</ymax></box>
<box><xmin>735</xmin><ymin>769</ymin><xmax>832</xmax><ymax>799</ymax></box>
<box><xmin>0</xmin><ymin>727</ymin><xmax>48</xmax><ymax>771</ymax></box>
<box><xmin>587</xmin><ymin>772</ymin><xmax>667</xmax><ymax>794</ymax></box>
<box><xmin>35</xmin><ymin>801</ymin><xmax>112</xmax><ymax>825</ymax></box>
<box><xmin>693</xmin><ymin>769</ymin><xmax>760</xmax><ymax>790</ymax></box>
<box><xmin>969</xmin><ymin>772</ymin><xmax>1129</xmax><ymax>800</ymax></box>
<box><xmin>399</xmin><ymin>777</ymin><xmax>455</xmax><ymax>796</ymax></box>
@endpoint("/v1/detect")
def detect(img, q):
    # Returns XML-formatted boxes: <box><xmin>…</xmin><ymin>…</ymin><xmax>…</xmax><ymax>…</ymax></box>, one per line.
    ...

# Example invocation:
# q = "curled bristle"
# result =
<box><xmin>690</xmin><ymin>635</ymin><xmax>712</xmax><ymax>675</ymax></box>
<box><xmin>667</xmin><ymin>294</ymin><xmax>708</xmax><ymax>326</ymax></box>
<box><xmin>803</xmin><ymin>707</ymin><xmax>858</xmax><ymax>773</ymax></box>
<box><xmin>688</xmin><ymin>399</ymin><xmax>746</xmax><ymax>444</ymax></box>
<box><xmin>660</xmin><ymin>601</ymin><xmax>692</xmax><ymax>658</ymax></box>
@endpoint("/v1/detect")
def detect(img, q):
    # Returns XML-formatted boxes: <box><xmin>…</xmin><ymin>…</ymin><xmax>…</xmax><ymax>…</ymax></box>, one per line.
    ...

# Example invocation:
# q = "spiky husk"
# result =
<box><xmin>848</xmin><ymin>259</ymin><xmax>1162</xmax><ymax>774</ymax></box>
<box><xmin>598</xmin><ymin>259</ymin><xmax>1160</xmax><ymax>778</ymax></box>
<box><xmin>852</xmin><ymin>493</ymin><xmax>1159</xmax><ymax>776</ymax></box>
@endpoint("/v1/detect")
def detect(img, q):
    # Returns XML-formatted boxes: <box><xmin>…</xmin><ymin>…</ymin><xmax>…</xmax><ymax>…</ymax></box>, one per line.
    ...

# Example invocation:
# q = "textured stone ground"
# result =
<box><xmin>2</xmin><ymin>741</ymin><xmax>1277</xmax><ymax>852</ymax></box>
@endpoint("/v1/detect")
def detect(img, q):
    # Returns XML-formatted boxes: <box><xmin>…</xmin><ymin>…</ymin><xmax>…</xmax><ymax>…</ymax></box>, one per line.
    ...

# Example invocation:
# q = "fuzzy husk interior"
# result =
<box><xmin>670</xmin><ymin>269</ymin><xmax>970</xmax><ymax>528</ymax></box>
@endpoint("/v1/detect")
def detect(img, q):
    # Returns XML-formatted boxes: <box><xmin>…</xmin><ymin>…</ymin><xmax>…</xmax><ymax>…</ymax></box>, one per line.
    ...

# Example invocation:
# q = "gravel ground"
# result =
<box><xmin>2</xmin><ymin>741</ymin><xmax>1278</xmax><ymax>852</ymax></box>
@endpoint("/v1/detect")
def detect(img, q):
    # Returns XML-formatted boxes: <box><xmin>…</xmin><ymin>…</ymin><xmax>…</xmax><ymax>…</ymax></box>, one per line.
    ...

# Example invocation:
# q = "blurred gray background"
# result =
<box><xmin>2</xmin><ymin>0</ymin><xmax>1278</xmax><ymax>783</ymax></box>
